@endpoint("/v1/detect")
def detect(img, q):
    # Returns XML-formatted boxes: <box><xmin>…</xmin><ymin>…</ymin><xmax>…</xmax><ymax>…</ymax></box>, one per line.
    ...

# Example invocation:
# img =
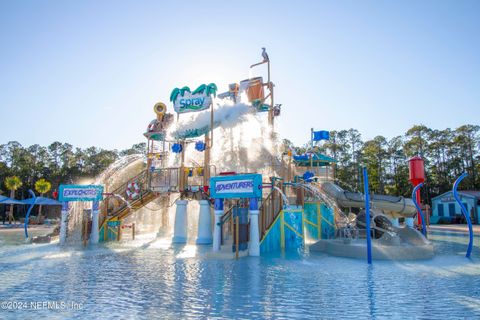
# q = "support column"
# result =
<box><xmin>249</xmin><ymin>197</ymin><xmax>260</xmax><ymax>256</ymax></box>
<box><xmin>213</xmin><ymin>198</ymin><xmax>223</xmax><ymax>252</ymax></box>
<box><xmin>196</xmin><ymin>200</ymin><xmax>213</xmax><ymax>244</ymax></box>
<box><xmin>391</xmin><ymin>218</ymin><xmax>400</xmax><ymax>228</ymax></box>
<box><xmin>172</xmin><ymin>199</ymin><xmax>188</xmax><ymax>243</ymax></box>
<box><xmin>90</xmin><ymin>201</ymin><xmax>100</xmax><ymax>244</ymax></box>
<box><xmin>59</xmin><ymin>202</ymin><xmax>69</xmax><ymax>245</ymax></box>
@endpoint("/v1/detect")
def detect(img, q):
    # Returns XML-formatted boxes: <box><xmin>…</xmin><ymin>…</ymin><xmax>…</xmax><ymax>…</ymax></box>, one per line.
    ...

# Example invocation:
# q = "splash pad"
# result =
<box><xmin>56</xmin><ymin>49</ymin><xmax>439</xmax><ymax>262</ymax></box>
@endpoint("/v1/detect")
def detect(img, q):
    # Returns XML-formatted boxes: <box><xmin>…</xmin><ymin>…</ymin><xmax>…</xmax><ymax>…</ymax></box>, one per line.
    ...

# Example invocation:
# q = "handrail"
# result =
<box><xmin>217</xmin><ymin>203</ymin><xmax>237</xmax><ymax>246</ymax></box>
<box><xmin>259</xmin><ymin>186</ymin><xmax>284</xmax><ymax>239</ymax></box>
<box><xmin>220</xmin><ymin>205</ymin><xmax>235</xmax><ymax>226</ymax></box>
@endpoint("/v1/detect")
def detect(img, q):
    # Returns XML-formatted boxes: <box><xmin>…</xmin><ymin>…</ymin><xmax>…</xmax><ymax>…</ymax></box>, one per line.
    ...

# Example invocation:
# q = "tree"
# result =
<box><xmin>35</xmin><ymin>178</ymin><xmax>52</xmax><ymax>223</ymax></box>
<box><xmin>346</xmin><ymin>129</ymin><xmax>363</xmax><ymax>190</ymax></box>
<box><xmin>322</xmin><ymin>131</ymin><xmax>346</xmax><ymax>181</ymax></box>
<box><xmin>404</xmin><ymin>125</ymin><xmax>432</xmax><ymax>158</ymax></box>
<box><xmin>361</xmin><ymin>136</ymin><xmax>389</xmax><ymax>193</ymax></box>
<box><xmin>453</xmin><ymin>125</ymin><xmax>479</xmax><ymax>189</ymax></box>
<box><xmin>4</xmin><ymin>176</ymin><xmax>22</xmax><ymax>224</ymax></box>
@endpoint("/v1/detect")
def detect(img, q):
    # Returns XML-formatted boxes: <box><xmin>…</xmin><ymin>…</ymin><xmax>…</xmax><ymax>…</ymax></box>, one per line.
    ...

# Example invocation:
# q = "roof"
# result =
<box><xmin>293</xmin><ymin>152</ymin><xmax>337</xmax><ymax>167</ymax></box>
<box><xmin>459</xmin><ymin>191</ymin><xmax>480</xmax><ymax>199</ymax></box>
<box><xmin>0</xmin><ymin>196</ymin><xmax>24</xmax><ymax>205</ymax></box>
<box><xmin>21</xmin><ymin>197</ymin><xmax>62</xmax><ymax>206</ymax></box>
<box><xmin>432</xmin><ymin>190</ymin><xmax>480</xmax><ymax>201</ymax></box>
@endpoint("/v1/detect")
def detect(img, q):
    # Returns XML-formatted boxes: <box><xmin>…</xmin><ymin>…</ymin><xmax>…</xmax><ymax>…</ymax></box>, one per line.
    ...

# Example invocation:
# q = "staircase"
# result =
<box><xmin>100</xmin><ymin>169</ymin><xmax>159</xmax><ymax>228</ymax></box>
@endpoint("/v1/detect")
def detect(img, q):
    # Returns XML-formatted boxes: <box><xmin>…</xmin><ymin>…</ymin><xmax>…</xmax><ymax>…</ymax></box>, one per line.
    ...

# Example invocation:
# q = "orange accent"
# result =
<box><xmin>246</xmin><ymin>77</ymin><xmax>265</xmax><ymax>102</ymax></box>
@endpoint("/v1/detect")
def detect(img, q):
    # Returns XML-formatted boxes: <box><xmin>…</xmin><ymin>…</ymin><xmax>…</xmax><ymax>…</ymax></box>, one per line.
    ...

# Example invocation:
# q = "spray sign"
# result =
<box><xmin>59</xmin><ymin>184</ymin><xmax>104</xmax><ymax>202</ymax></box>
<box><xmin>175</xmin><ymin>92</ymin><xmax>211</xmax><ymax>113</ymax></box>
<box><xmin>170</xmin><ymin>83</ymin><xmax>217</xmax><ymax>114</ymax></box>
<box><xmin>210</xmin><ymin>174</ymin><xmax>262</xmax><ymax>199</ymax></box>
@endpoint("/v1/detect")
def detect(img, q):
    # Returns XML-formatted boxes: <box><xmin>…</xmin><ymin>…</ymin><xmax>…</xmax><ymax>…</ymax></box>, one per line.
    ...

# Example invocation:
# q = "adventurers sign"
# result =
<box><xmin>170</xmin><ymin>83</ymin><xmax>217</xmax><ymax>114</ymax></box>
<box><xmin>209</xmin><ymin>174</ymin><xmax>262</xmax><ymax>199</ymax></box>
<box><xmin>215</xmin><ymin>179</ymin><xmax>254</xmax><ymax>194</ymax></box>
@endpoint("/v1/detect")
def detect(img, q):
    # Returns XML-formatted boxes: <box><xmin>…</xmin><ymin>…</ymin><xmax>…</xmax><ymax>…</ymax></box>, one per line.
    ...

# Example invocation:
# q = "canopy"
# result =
<box><xmin>21</xmin><ymin>197</ymin><xmax>62</xmax><ymax>206</ymax></box>
<box><xmin>0</xmin><ymin>195</ymin><xmax>24</xmax><ymax>205</ymax></box>
<box><xmin>293</xmin><ymin>152</ymin><xmax>337</xmax><ymax>167</ymax></box>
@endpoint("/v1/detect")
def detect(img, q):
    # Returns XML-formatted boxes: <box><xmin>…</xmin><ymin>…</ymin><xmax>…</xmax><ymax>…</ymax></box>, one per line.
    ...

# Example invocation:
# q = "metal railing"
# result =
<box><xmin>259</xmin><ymin>187</ymin><xmax>284</xmax><ymax>240</ymax></box>
<box><xmin>219</xmin><ymin>202</ymin><xmax>238</xmax><ymax>245</ymax></box>
<box><xmin>149</xmin><ymin>167</ymin><xmax>180</xmax><ymax>192</ymax></box>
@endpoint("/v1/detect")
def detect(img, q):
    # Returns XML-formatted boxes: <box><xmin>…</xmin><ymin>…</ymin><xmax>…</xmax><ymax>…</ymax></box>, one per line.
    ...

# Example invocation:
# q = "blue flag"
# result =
<box><xmin>312</xmin><ymin>130</ymin><xmax>330</xmax><ymax>141</ymax></box>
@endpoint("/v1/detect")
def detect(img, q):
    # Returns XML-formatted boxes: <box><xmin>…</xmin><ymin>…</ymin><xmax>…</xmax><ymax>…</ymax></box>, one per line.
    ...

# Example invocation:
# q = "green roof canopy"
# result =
<box><xmin>293</xmin><ymin>152</ymin><xmax>337</xmax><ymax>167</ymax></box>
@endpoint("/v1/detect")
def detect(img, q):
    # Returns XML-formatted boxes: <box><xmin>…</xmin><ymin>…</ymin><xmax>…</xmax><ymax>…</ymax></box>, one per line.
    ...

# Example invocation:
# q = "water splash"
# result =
<box><xmin>272</xmin><ymin>186</ymin><xmax>289</xmax><ymax>207</ymax></box>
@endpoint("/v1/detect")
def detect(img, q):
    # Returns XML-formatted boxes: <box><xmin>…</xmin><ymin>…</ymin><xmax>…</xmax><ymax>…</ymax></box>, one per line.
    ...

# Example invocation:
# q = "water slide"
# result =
<box><xmin>320</xmin><ymin>182</ymin><xmax>417</xmax><ymax>218</ymax></box>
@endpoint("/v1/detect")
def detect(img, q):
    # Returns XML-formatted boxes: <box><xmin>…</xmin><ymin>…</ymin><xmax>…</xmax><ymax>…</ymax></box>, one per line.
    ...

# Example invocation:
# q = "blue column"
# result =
<box><xmin>91</xmin><ymin>201</ymin><xmax>100</xmax><ymax>244</ymax></box>
<box><xmin>363</xmin><ymin>167</ymin><xmax>372</xmax><ymax>264</ymax></box>
<box><xmin>60</xmin><ymin>201</ymin><xmax>69</xmax><ymax>245</ymax></box>
<box><xmin>213</xmin><ymin>198</ymin><xmax>224</xmax><ymax>251</ymax></box>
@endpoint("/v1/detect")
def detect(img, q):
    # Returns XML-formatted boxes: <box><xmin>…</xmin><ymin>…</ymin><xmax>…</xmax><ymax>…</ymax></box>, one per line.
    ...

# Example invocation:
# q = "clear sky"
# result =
<box><xmin>1</xmin><ymin>0</ymin><xmax>479</xmax><ymax>149</ymax></box>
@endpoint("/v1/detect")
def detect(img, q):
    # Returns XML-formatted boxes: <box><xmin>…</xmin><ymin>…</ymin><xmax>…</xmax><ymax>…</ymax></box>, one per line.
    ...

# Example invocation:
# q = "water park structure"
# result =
<box><xmin>53</xmin><ymin>49</ymin><xmax>475</xmax><ymax>263</ymax></box>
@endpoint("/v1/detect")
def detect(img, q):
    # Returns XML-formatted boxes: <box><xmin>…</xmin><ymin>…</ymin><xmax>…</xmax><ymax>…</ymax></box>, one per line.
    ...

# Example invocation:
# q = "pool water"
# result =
<box><xmin>0</xmin><ymin>227</ymin><xmax>479</xmax><ymax>319</ymax></box>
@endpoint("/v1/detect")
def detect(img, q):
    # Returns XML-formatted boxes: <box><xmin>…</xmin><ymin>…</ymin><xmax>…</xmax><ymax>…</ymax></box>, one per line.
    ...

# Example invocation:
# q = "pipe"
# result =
<box><xmin>411</xmin><ymin>183</ymin><xmax>427</xmax><ymax>237</ymax></box>
<box><xmin>24</xmin><ymin>189</ymin><xmax>36</xmax><ymax>240</ymax></box>
<box><xmin>452</xmin><ymin>173</ymin><xmax>473</xmax><ymax>258</ymax></box>
<box><xmin>363</xmin><ymin>167</ymin><xmax>372</xmax><ymax>264</ymax></box>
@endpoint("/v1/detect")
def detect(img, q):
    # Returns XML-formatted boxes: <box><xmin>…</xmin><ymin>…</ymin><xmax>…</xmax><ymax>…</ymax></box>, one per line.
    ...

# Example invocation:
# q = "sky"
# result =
<box><xmin>0</xmin><ymin>0</ymin><xmax>479</xmax><ymax>150</ymax></box>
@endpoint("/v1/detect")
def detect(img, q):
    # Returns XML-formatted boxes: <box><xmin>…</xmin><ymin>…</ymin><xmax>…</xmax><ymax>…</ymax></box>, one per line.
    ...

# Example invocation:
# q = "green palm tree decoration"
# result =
<box><xmin>192</xmin><ymin>84</ymin><xmax>206</xmax><ymax>95</ymax></box>
<box><xmin>35</xmin><ymin>178</ymin><xmax>51</xmax><ymax>223</ymax></box>
<box><xmin>179</xmin><ymin>86</ymin><xmax>191</xmax><ymax>96</ymax></box>
<box><xmin>205</xmin><ymin>83</ymin><xmax>217</xmax><ymax>97</ymax></box>
<box><xmin>170</xmin><ymin>88</ymin><xmax>180</xmax><ymax>102</ymax></box>
<box><xmin>5</xmin><ymin>176</ymin><xmax>22</xmax><ymax>224</ymax></box>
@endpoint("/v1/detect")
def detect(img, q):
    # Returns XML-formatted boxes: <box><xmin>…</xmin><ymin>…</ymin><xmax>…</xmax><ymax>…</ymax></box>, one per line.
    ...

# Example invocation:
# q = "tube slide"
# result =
<box><xmin>320</xmin><ymin>182</ymin><xmax>417</xmax><ymax>218</ymax></box>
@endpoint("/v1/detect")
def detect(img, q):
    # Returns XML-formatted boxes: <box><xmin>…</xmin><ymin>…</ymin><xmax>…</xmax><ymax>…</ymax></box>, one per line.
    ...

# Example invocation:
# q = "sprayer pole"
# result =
<box><xmin>411</xmin><ymin>183</ymin><xmax>427</xmax><ymax>237</ymax></box>
<box><xmin>453</xmin><ymin>173</ymin><xmax>473</xmax><ymax>258</ymax></box>
<box><xmin>363</xmin><ymin>167</ymin><xmax>372</xmax><ymax>264</ymax></box>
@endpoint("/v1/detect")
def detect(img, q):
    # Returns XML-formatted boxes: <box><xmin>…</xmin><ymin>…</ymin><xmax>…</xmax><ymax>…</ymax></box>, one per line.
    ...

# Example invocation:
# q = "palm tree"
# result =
<box><xmin>35</xmin><ymin>178</ymin><xmax>51</xmax><ymax>223</ymax></box>
<box><xmin>5</xmin><ymin>176</ymin><xmax>22</xmax><ymax>224</ymax></box>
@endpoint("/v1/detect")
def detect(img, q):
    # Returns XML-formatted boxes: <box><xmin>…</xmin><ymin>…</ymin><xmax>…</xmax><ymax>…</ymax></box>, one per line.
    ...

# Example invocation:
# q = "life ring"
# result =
<box><xmin>154</xmin><ymin>102</ymin><xmax>166</xmax><ymax>116</ymax></box>
<box><xmin>126</xmin><ymin>181</ymin><xmax>140</xmax><ymax>199</ymax></box>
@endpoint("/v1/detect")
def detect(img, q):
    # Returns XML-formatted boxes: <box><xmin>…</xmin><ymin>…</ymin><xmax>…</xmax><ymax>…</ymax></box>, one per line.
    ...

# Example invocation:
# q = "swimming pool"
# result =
<box><xmin>0</xmin><ymin>227</ymin><xmax>479</xmax><ymax>319</ymax></box>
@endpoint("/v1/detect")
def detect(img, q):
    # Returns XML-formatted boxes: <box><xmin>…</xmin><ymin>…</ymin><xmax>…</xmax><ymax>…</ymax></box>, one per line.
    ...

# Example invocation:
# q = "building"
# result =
<box><xmin>431</xmin><ymin>191</ymin><xmax>480</xmax><ymax>224</ymax></box>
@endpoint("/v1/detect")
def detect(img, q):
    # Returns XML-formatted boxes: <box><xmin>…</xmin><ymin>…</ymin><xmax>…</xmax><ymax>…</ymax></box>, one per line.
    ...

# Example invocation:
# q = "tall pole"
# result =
<box><xmin>363</xmin><ymin>167</ymin><xmax>372</xmax><ymax>264</ymax></box>
<box><xmin>204</xmin><ymin>101</ymin><xmax>214</xmax><ymax>188</ymax></box>
<box><xmin>267</xmin><ymin>59</ymin><xmax>273</xmax><ymax>127</ymax></box>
